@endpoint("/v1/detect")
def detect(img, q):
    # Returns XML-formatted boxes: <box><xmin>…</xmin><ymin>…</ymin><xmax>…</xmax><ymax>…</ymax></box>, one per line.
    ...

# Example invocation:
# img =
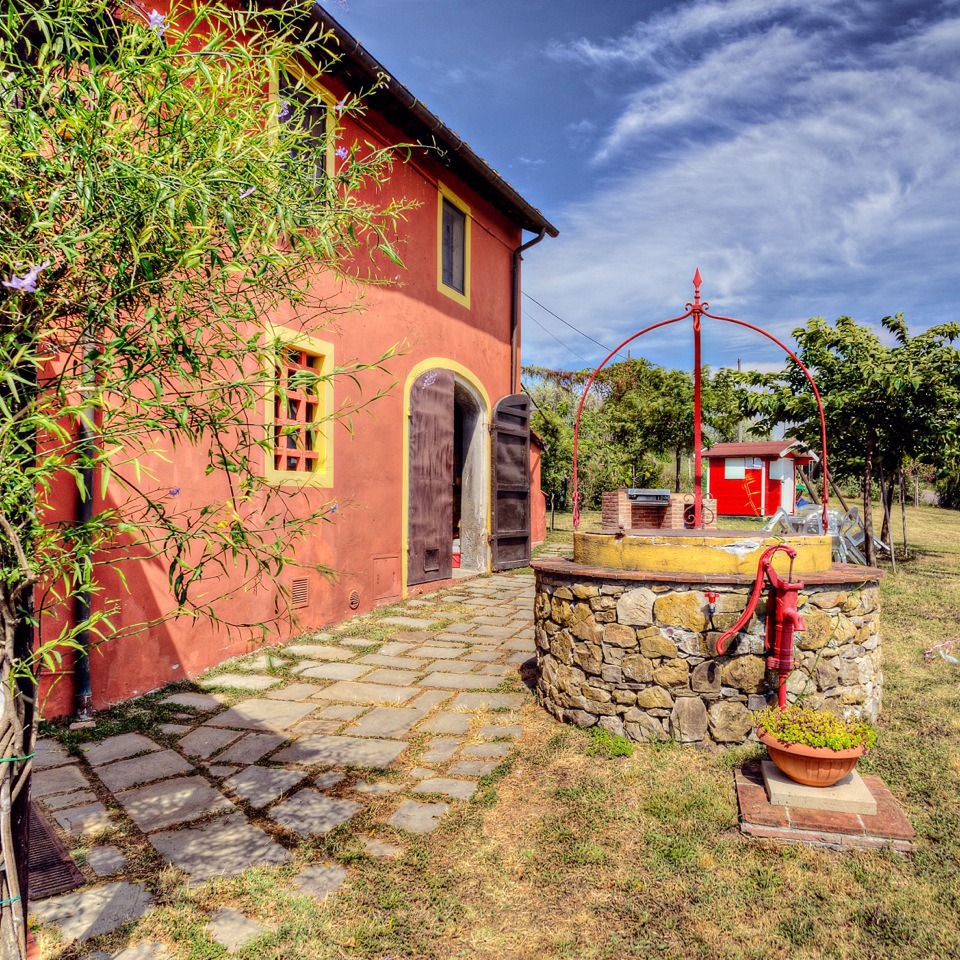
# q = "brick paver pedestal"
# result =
<box><xmin>735</xmin><ymin>762</ymin><xmax>915</xmax><ymax>852</ymax></box>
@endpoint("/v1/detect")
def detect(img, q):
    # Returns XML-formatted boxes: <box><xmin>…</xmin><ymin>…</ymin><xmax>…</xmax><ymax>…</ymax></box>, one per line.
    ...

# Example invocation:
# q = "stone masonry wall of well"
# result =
<box><xmin>533</xmin><ymin>569</ymin><xmax>881</xmax><ymax>747</ymax></box>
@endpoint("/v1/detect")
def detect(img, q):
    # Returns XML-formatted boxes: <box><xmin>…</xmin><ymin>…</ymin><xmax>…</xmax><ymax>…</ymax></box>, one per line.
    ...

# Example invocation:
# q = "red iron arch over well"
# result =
<box><xmin>571</xmin><ymin>270</ymin><xmax>829</xmax><ymax>531</ymax></box>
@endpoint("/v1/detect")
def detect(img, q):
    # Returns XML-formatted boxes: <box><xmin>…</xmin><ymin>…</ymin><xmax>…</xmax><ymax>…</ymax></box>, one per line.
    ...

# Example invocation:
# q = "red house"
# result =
<box><xmin>703</xmin><ymin>440</ymin><xmax>816</xmax><ymax>518</ymax></box>
<box><xmin>40</xmin><ymin>6</ymin><xmax>556</xmax><ymax>715</ymax></box>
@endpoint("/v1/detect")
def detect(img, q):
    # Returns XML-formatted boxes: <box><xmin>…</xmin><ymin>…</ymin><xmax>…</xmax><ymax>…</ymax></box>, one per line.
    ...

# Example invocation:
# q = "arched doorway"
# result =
<box><xmin>407</xmin><ymin>367</ymin><xmax>489</xmax><ymax>586</ymax></box>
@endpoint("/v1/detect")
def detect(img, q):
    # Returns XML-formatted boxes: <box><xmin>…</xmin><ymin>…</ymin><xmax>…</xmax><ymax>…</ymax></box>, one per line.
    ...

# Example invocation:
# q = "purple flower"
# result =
<box><xmin>3</xmin><ymin>260</ymin><xmax>51</xmax><ymax>294</ymax></box>
<box><xmin>334</xmin><ymin>98</ymin><xmax>346</xmax><ymax>114</ymax></box>
<box><xmin>169</xmin><ymin>488</ymin><xmax>180</xmax><ymax>497</ymax></box>
<box><xmin>335</xmin><ymin>146</ymin><xmax>349</xmax><ymax>159</ymax></box>
<box><xmin>328</xmin><ymin>501</ymin><xmax>339</xmax><ymax>514</ymax></box>
<box><xmin>239</xmin><ymin>186</ymin><xmax>256</xmax><ymax>199</ymax></box>
<box><xmin>148</xmin><ymin>9</ymin><xmax>169</xmax><ymax>36</ymax></box>
<box><xmin>277</xmin><ymin>100</ymin><xmax>291</xmax><ymax>120</ymax></box>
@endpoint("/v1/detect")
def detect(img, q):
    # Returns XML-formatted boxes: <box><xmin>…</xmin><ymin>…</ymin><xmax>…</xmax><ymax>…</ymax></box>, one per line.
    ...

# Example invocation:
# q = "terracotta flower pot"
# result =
<box><xmin>758</xmin><ymin>728</ymin><xmax>866</xmax><ymax>787</ymax></box>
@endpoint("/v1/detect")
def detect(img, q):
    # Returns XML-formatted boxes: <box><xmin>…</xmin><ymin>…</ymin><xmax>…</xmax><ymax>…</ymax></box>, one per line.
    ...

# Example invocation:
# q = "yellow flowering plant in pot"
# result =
<box><xmin>755</xmin><ymin>703</ymin><xmax>877</xmax><ymax>787</ymax></box>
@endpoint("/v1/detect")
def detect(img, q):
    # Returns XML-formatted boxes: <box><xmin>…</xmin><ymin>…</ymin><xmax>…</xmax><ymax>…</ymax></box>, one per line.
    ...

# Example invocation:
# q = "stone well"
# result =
<box><xmin>532</xmin><ymin>529</ymin><xmax>883</xmax><ymax>748</ymax></box>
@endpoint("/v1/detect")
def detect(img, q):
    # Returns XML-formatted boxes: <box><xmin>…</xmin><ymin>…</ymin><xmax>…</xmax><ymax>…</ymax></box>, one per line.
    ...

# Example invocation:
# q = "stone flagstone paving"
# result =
<box><xmin>29</xmin><ymin>569</ymin><xmax>541</xmax><ymax>954</ymax></box>
<box><xmin>207</xmin><ymin>906</ymin><xmax>269</xmax><ymax>952</ymax></box>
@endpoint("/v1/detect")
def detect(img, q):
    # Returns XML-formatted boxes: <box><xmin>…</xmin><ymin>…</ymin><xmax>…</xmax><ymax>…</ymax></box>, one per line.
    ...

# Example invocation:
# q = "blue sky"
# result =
<box><xmin>325</xmin><ymin>0</ymin><xmax>960</xmax><ymax>373</ymax></box>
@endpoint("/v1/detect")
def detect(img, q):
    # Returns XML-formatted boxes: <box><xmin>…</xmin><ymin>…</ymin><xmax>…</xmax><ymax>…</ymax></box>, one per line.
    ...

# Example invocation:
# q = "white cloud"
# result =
<box><xmin>595</xmin><ymin>26</ymin><xmax>815</xmax><ymax>159</ymax></box>
<box><xmin>547</xmin><ymin>0</ymin><xmax>836</xmax><ymax>68</ymax></box>
<box><xmin>523</xmin><ymin>5</ymin><xmax>960</xmax><ymax>371</ymax></box>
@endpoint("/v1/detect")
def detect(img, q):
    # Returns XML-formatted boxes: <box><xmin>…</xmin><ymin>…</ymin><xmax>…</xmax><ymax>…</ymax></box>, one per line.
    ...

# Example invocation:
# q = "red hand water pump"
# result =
<box><xmin>715</xmin><ymin>545</ymin><xmax>805</xmax><ymax>709</ymax></box>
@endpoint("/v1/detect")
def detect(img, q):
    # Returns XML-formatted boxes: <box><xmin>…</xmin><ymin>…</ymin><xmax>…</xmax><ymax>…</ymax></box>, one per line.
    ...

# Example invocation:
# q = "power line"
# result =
<box><xmin>522</xmin><ymin>311</ymin><xmax>592</xmax><ymax>367</ymax></box>
<box><xmin>523</xmin><ymin>290</ymin><xmax>628</xmax><ymax>362</ymax></box>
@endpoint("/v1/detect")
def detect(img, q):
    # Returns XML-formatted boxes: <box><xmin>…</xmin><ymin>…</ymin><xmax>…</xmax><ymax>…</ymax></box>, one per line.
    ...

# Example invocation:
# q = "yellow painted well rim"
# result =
<box><xmin>573</xmin><ymin>531</ymin><xmax>833</xmax><ymax>576</ymax></box>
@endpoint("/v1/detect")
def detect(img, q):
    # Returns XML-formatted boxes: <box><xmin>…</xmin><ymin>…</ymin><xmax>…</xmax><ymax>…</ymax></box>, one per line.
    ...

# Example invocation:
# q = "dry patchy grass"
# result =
<box><xmin>37</xmin><ymin>507</ymin><xmax>960</xmax><ymax>960</ymax></box>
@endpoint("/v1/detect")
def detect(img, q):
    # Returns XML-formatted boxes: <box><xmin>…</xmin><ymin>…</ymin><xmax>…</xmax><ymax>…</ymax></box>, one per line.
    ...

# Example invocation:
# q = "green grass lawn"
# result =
<box><xmin>523</xmin><ymin>504</ymin><xmax>960</xmax><ymax>959</ymax></box>
<box><xmin>38</xmin><ymin>506</ymin><xmax>960</xmax><ymax>960</ymax></box>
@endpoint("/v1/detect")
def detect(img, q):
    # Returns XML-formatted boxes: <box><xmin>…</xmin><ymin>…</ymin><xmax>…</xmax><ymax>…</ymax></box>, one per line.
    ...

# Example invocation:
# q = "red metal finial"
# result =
<box><xmin>693</xmin><ymin>268</ymin><xmax>702</xmax><ymax>303</ymax></box>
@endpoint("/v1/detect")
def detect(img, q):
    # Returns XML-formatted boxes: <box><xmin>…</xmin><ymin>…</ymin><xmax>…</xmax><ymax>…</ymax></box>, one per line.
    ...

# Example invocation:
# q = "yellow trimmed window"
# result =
<box><xmin>276</xmin><ymin>70</ymin><xmax>336</xmax><ymax>183</ymax></box>
<box><xmin>265</xmin><ymin>328</ymin><xmax>334</xmax><ymax>488</ymax></box>
<box><xmin>437</xmin><ymin>183</ymin><xmax>471</xmax><ymax>307</ymax></box>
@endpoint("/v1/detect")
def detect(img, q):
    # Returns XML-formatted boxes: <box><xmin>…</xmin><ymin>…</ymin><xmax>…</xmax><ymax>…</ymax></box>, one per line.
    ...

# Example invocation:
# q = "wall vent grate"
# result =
<box><xmin>291</xmin><ymin>577</ymin><xmax>309</xmax><ymax>608</ymax></box>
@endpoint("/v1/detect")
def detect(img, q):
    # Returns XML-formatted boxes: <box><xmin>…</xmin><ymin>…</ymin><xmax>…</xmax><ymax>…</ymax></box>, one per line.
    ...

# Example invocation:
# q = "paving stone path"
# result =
<box><xmin>29</xmin><ymin>571</ymin><xmax>542</xmax><ymax>955</ymax></box>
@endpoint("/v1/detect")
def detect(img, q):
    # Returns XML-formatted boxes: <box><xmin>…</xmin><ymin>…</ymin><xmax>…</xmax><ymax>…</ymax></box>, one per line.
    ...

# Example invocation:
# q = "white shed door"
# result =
<box><xmin>768</xmin><ymin>457</ymin><xmax>795</xmax><ymax>511</ymax></box>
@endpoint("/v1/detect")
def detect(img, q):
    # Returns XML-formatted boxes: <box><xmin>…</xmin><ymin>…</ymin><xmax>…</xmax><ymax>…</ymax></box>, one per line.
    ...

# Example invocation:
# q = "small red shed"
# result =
<box><xmin>703</xmin><ymin>440</ymin><xmax>816</xmax><ymax>517</ymax></box>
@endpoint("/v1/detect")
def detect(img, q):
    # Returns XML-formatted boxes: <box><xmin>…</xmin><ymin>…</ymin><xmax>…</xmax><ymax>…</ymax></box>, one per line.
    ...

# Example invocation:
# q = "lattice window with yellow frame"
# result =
<box><xmin>265</xmin><ymin>329</ymin><xmax>334</xmax><ymax>487</ymax></box>
<box><xmin>274</xmin><ymin>346</ymin><xmax>322</xmax><ymax>473</ymax></box>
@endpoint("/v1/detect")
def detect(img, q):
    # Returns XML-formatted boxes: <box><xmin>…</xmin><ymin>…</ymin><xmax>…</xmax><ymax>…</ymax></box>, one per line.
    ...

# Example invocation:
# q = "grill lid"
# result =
<box><xmin>626</xmin><ymin>488</ymin><xmax>671</xmax><ymax>503</ymax></box>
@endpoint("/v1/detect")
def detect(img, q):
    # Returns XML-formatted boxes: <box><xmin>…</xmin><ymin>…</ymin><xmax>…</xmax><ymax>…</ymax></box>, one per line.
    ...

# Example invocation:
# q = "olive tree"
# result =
<box><xmin>732</xmin><ymin>314</ymin><xmax>960</xmax><ymax>562</ymax></box>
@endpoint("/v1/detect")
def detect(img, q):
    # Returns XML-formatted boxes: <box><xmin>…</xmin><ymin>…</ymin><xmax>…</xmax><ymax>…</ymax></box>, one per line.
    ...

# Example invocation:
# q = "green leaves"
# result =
<box><xmin>731</xmin><ymin>313</ymin><xmax>960</xmax><ymax>482</ymax></box>
<box><xmin>0</xmin><ymin>1</ymin><xmax>409</xmax><ymax>677</ymax></box>
<box><xmin>755</xmin><ymin>704</ymin><xmax>876</xmax><ymax>752</ymax></box>
<box><xmin>525</xmin><ymin>362</ymin><xmax>745</xmax><ymax>505</ymax></box>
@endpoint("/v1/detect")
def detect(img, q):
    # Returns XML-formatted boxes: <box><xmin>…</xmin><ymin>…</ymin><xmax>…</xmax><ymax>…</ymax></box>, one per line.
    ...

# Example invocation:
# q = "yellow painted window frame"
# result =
<box><xmin>270</xmin><ymin>61</ymin><xmax>337</xmax><ymax>176</ymax></box>
<box><xmin>264</xmin><ymin>324</ymin><xmax>335</xmax><ymax>488</ymax></box>
<box><xmin>437</xmin><ymin>182</ymin><xmax>471</xmax><ymax>309</ymax></box>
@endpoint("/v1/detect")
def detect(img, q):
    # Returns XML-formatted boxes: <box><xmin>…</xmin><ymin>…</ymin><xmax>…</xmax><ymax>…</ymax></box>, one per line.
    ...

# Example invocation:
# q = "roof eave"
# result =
<box><xmin>703</xmin><ymin>438</ymin><xmax>820</xmax><ymax>462</ymax></box>
<box><xmin>303</xmin><ymin>3</ymin><xmax>558</xmax><ymax>238</ymax></box>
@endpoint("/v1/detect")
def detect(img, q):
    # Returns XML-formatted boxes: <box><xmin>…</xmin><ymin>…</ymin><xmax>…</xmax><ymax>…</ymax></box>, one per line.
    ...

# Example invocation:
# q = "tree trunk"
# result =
<box><xmin>0</xmin><ymin>334</ymin><xmax>39</xmax><ymax>960</ymax></box>
<box><xmin>863</xmin><ymin>434</ymin><xmax>876</xmax><ymax>566</ymax></box>
<box><xmin>12</xmin><ymin>595</ymin><xmax>34</xmax><ymax>943</ymax></box>
<box><xmin>878</xmin><ymin>461</ymin><xmax>896</xmax><ymax>573</ymax></box>
<box><xmin>674</xmin><ymin>448</ymin><xmax>681</xmax><ymax>493</ymax></box>
<box><xmin>0</xmin><ymin>601</ymin><xmax>33</xmax><ymax>960</ymax></box>
<box><xmin>879</xmin><ymin>468</ymin><xmax>896</xmax><ymax>545</ymax></box>
<box><xmin>899</xmin><ymin>468</ymin><xmax>909</xmax><ymax>556</ymax></box>
<box><xmin>827</xmin><ymin>473</ymin><xmax>851</xmax><ymax>513</ymax></box>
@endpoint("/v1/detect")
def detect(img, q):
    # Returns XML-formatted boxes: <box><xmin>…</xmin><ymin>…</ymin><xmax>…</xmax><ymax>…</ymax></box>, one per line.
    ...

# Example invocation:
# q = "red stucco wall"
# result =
<box><xmin>707</xmin><ymin>460</ymin><xmax>765</xmax><ymax>517</ymax></box>
<box><xmin>38</xmin><ymin>65</ymin><xmax>537</xmax><ymax>715</ymax></box>
<box><xmin>708</xmin><ymin>457</ymin><xmax>808</xmax><ymax>517</ymax></box>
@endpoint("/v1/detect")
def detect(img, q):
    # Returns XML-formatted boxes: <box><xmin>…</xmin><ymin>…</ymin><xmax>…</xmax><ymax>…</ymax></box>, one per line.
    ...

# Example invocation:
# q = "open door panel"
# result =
<box><xmin>491</xmin><ymin>393</ymin><xmax>531</xmax><ymax>571</ymax></box>
<box><xmin>408</xmin><ymin>368</ymin><xmax>455</xmax><ymax>585</ymax></box>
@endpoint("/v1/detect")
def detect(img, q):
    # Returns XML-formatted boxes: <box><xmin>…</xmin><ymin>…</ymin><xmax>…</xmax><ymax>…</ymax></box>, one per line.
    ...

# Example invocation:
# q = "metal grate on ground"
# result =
<box><xmin>28</xmin><ymin>802</ymin><xmax>84</xmax><ymax>900</ymax></box>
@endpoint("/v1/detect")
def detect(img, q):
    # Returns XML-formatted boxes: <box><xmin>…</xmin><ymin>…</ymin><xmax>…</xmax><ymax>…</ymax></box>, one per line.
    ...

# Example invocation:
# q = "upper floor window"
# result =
<box><xmin>277</xmin><ymin>71</ymin><xmax>335</xmax><ymax>186</ymax></box>
<box><xmin>437</xmin><ymin>183</ymin><xmax>471</xmax><ymax>308</ymax></box>
<box><xmin>442</xmin><ymin>200</ymin><xmax>466</xmax><ymax>292</ymax></box>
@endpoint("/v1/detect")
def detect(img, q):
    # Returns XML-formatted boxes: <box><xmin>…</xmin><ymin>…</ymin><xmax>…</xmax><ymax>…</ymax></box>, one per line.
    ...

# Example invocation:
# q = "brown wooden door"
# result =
<box><xmin>491</xmin><ymin>393</ymin><xmax>531</xmax><ymax>570</ymax></box>
<box><xmin>408</xmin><ymin>368</ymin><xmax>454</xmax><ymax>585</ymax></box>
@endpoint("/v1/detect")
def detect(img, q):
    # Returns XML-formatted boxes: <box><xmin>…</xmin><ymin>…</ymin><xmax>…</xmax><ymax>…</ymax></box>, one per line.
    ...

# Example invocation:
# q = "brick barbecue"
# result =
<box><xmin>601</xmin><ymin>488</ymin><xmax>718</xmax><ymax>530</ymax></box>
